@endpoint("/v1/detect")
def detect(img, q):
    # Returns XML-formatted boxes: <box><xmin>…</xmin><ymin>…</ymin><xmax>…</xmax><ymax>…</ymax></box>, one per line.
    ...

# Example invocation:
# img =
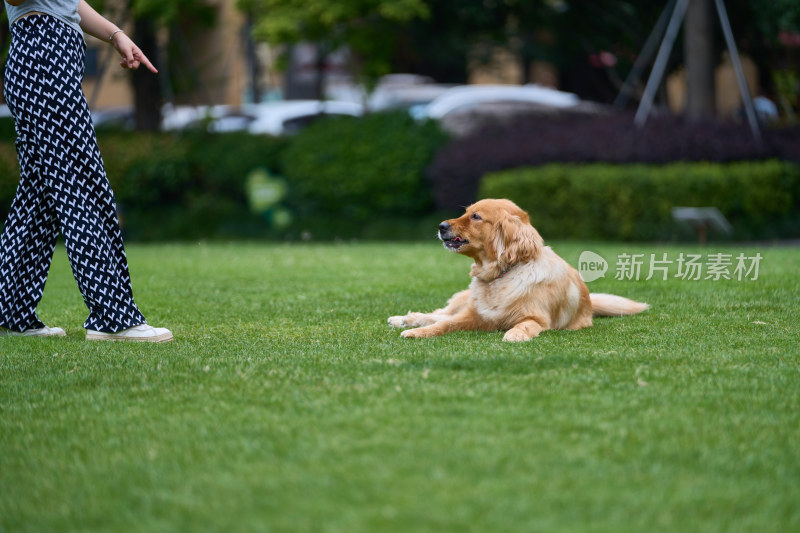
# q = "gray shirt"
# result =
<box><xmin>5</xmin><ymin>0</ymin><xmax>82</xmax><ymax>36</ymax></box>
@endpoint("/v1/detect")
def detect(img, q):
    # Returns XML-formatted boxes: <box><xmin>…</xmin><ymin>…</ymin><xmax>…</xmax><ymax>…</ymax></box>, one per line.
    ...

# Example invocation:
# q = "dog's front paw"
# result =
<box><xmin>400</xmin><ymin>328</ymin><xmax>428</xmax><ymax>339</ymax></box>
<box><xmin>388</xmin><ymin>315</ymin><xmax>407</xmax><ymax>328</ymax></box>
<box><xmin>502</xmin><ymin>329</ymin><xmax>533</xmax><ymax>342</ymax></box>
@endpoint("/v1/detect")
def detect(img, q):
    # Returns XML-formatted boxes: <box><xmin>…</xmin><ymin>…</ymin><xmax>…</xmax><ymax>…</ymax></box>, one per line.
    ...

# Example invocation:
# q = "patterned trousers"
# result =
<box><xmin>0</xmin><ymin>15</ymin><xmax>146</xmax><ymax>333</ymax></box>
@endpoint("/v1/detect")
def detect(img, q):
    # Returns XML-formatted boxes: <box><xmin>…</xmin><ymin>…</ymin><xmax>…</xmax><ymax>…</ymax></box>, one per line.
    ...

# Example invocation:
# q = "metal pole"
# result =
<box><xmin>634</xmin><ymin>0</ymin><xmax>690</xmax><ymax>128</ymax></box>
<box><xmin>615</xmin><ymin>0</ymin><xmax>677</xmax><ymax>108</ymax></box>
<box><xmin>713</xmin><ymin>0</ymin><xmax>762</xmax><ymax>142</ymax></box>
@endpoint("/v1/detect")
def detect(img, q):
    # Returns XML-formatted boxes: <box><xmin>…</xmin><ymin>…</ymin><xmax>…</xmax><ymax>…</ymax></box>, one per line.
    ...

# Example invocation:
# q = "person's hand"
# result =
<box><xmin>111</xmin><ymin>31</ymin><xmax>158</xmax><ymax>74</ymax></box>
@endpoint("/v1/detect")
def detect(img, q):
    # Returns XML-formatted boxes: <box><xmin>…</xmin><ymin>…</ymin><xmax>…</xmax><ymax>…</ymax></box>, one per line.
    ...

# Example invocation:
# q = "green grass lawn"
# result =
<box><xmin>1</xmin><ymin>240</ymin><xmax>798</xmax><ymax>532</ymax></box>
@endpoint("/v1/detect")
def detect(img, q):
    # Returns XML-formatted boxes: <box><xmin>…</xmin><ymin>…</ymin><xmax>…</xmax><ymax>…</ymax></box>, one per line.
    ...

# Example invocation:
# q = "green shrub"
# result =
<box><xmin>0</xmin><ymin>117</ymin><xmax>17</xmax><ymax>143</ymax></box>
<box><xmin>281</xmin><ymin>111</ymin><xmax>448</xmax><ymax>222</ymax></box>
<box><xmin>0</xmin><ymin>131</ymin><xmax>288</xmax><ymax>240</ymax></box>
<box><xmin>0</xmin><ymin>143</ymin><xmax>19</xmax><ymax>209</ymax></box>
<box><xmin>104</xmin><ymin>131</ymin><xmax>288</xmax><ymax>241</ymax></box>
<box><xmin>479</xmin><ymin>161</ymin><xmax>800</xmax><ymax>241</ymax></box>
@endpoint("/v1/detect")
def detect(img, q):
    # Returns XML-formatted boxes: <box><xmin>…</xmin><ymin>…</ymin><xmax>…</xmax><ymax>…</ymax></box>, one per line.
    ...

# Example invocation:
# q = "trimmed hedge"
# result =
<box><xmin>430</xmin><ymin>113</ymin><xmax>800</xmax><ymax>211</ymax></box>
<box><xmin>479</xmin><ymin>161</ymin><xmax>800</xmax><ymax>241</ymax></box>
<box><xmin>281</xmin><ymin>111</ymin><xmax>448</xmax><ymax>222</ymax></box>
<box><xmin>105</xmin><ymin>131</ymin><xmax>288</xmax><ymax>240</ymax></box>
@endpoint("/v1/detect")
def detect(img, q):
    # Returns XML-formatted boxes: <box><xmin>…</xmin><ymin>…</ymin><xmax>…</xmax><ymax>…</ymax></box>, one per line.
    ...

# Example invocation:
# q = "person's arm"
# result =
<box><xmin>77</xmin><ymin>0</ymin><xmax>157</xmax><ymax>73</ymax></box>
<box><xmin>5</xmin><ymin>0</ymin><xmax>28</xmax><ymax>6</ymax></box>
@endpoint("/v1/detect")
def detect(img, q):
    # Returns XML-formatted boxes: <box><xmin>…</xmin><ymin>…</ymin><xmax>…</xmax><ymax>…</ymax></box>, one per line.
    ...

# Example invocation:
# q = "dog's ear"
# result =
<box><xmin>493</xmin><ymin>213</ymin><xmax>543</xmax><ymax>269</ymax></box>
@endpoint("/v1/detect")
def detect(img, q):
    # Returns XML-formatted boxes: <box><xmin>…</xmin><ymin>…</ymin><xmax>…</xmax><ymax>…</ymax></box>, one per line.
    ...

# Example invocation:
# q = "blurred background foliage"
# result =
<box><xmin>0</xmin><ymin>109</ymin><xmax>798</xmax><ymax>242</ymax></box>
<box><xmin>481</xmin><ymin>160</ymin><xmax>800</xmax><ymax>241</ymax></box>
<box><xmin>0</xmin><ymin>0</ymin><xmax>799</xmax><ymax>242</ymax></box>
<box><xmin>242</xmin><ymin>0</ymin><xmax>430</xmax><ymax>91</ymax></box>
<box><xmin>2</xmin><ymin>0</ymin><xmax>794</xmax><ymax>127</ymax></box>
<box><xmin>240</xmin><ymin>0</ymin><xmax>800</xmax><ymax>101</ymax></box>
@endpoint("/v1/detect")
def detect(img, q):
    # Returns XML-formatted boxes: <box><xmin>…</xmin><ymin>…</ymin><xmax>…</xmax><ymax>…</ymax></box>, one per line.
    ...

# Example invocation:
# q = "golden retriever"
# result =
<box><xmin>388</xmin><ymin>198</ymin><xmax>648</xmax><ymax>342</ymax></box>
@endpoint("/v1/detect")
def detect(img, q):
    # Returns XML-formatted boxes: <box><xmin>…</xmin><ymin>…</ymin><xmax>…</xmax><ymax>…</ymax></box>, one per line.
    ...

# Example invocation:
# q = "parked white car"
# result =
<box><xmin>161</xmin><ymin>104</ymin><xmax>237</xmax><ymax>131</ymax></box>
<box><xmin>411</xmin><ymin>84</ymin><xmax>581</xmax><ymax>121</ymax></box>
<box><xmin>92</xmin><ymin>104</ymin><xmax>217</xmax><ymax>131</ymax></box>
<box><xmin>164</xmin><ymin>101</ymin><xmax>364</xmax><ymax>135</ymax></box>
<box><xmin>368</xmin><ymin>84</ymin><xmax>455</xmax><ymax>112</ymax></box>
<box><xmin>245</xmin><ymin>100</ymin><xmax>364</xmax><ymax>135</ymax></box>
<box><xmin>92</xmin><ymin>101</ymin><xmax>364</xmax><ymax>135</ymax></box>
<box><xmin>91</xmin><ymin>106</ymin><xmax>135</xmax><ymax>129</ymax></box>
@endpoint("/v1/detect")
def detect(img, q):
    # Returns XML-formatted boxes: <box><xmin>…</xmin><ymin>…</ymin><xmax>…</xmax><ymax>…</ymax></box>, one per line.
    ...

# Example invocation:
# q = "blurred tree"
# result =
<box><xmin>743</xmin><ymin>0</ymin><xmax>800</xmax><ymax>36</ymax></box>
<box><xmin>0</xmin><ymin>8</ymin><xmax>10</xmax><ymax>103</ymax></box>
<box><xmin>683</xmin><ymin>0</ymin><xmax>800</xmax><ymax>120</ymax></box>
<box><xmin>724</xmin><ymin>0</ymin><xmax>800</xmax><ymax>119</ymax></box>
<box><xmin>538</xmin><ymin>0</ymin><xmax>800</xmax><ymax>109</ymax></box>
<box><xmin>392</xmin><ymin>0</ymin><xmax>798</xmax><ymax>110</ymax></box>
<box><xmin>390</xmin><ymin>0</ymin><xmax>664</xmax><ymax>102</ymax></box>
<box><xmin>388</xmin><ymin>0</ymin><xmax>663</xmax><ymax>101</ymax></box>
<box><xmin>117</xmin><ymin>0</ymin><xmax>216</xmax><ymax>130</ymax></box>
<box><xmin>233</xmin><ymin>0</ymin><xmax>798</xmax><ymax>112</ymax></box>
<box><xmin>513</xmin><ymin>1</ymin><xmax>664</xmax><ymax>101</ymax></box>
<box><xmin>241</xmin><ymin>0</ymin><xmax>430</xmax><ymax>98</ymax></box>
<box><xmin>685</xmin><ymin>0</ymin><xmax>716</xmax><ymax>120</ymax></box>
<box><xmin>391</xmin><ymin>0</ymin><xmax>520</xmax><ymax>83</ymax></box>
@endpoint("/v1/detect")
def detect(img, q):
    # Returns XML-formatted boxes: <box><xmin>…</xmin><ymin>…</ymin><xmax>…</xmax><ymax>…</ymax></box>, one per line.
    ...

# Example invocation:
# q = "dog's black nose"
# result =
<box><xmin>439</xmin><ymin>222</ymin><xmax>450</xmax><ymax>233</ymax></box>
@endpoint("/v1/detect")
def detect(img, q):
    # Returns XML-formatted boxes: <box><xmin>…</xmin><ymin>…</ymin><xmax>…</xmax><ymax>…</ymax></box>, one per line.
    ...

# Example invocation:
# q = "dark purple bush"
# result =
<box><xmin>427</xmin><ymin>112</ymin><xmax>800</xmax><ymax>210</ymax></box>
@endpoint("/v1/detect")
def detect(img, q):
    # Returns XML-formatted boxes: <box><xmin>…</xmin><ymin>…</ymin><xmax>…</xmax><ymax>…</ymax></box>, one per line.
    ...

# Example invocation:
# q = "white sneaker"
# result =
<box><xmin>86</xmin><ymin>324</ymin><xmax>173</xmax><ymax>343</ymax></box>
<box><xmin>0</xmin><ymin>326</ymin><xmax>66</xmax><ymax>337</ymax></box>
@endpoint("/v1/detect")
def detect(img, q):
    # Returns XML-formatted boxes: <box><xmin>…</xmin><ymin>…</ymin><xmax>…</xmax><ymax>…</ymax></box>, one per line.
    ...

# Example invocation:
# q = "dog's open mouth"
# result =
<box><xmin>443</xmin><ymin>236</ymin><xmax>468</xmax><ymax>250</ymax></box>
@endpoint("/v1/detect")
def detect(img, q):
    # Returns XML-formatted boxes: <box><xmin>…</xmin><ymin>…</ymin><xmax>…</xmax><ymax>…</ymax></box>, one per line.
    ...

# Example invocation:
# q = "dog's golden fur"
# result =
<box><xmin>389</xmin><ymin>199</ymin><xmax>648</xmax><ymax>342</ymax></box>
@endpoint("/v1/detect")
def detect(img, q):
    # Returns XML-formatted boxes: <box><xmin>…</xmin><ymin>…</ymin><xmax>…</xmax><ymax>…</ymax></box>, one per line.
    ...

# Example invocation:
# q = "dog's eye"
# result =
<box><xmin>471</xmin><ymin>213</ymin><xmax>482</xmax><ymax>221</ymax></box>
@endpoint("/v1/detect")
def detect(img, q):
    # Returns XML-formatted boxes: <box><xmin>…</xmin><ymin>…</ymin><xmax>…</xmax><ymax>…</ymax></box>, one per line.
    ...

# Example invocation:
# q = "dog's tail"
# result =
<box><xmin>590</xmin><ymin>293</ymin><xmax>649</xmax><ymax>317</ymax></box>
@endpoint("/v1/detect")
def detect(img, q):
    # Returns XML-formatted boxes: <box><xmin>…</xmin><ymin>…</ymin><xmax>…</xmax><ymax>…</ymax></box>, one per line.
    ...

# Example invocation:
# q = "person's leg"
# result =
<box><xmin>43</xmin><ymin>19</ymin><xmax>147</xmax><ymax>333</ymax></box>
<box><xmin>0</xmin><ymin>143</ymin><xmax>62</xmax><ymax>332</ymax></box>
<box><xmin>0</xmin><ymin>18</ymin><xmax>62</xmax><ymax>333</ymax></box>
<box><xmin>6</xmin><ymin>16</ymin><xmax>147</xmax><ymax>333</ymax></box>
